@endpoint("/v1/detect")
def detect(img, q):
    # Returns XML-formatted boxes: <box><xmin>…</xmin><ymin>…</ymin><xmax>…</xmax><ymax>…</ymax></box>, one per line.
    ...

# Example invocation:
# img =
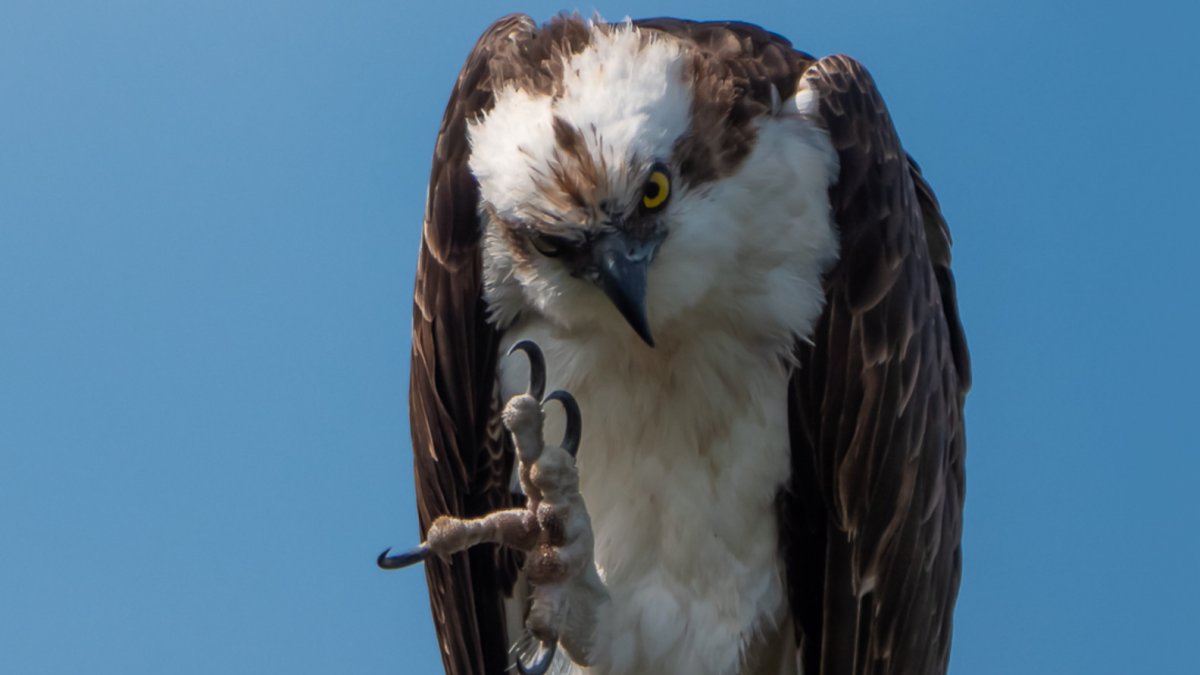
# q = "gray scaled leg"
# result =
<box><xmin>378</xmin><ymin>340</ymin><xmax>608</xmax><ymax>675</ymax></box>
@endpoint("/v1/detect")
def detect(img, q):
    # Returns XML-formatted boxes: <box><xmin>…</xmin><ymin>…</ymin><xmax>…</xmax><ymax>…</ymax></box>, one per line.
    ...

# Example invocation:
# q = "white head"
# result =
<box><xmin>470</xmin><ymin>19</ymin><xmax>840</xmax><ymax>354</ymax></box>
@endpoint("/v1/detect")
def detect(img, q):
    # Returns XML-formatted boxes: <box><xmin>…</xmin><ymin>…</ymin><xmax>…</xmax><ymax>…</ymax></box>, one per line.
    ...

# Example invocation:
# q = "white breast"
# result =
<box><xmin>488</xmin><ymin>95</ymin><xmax>839</xmax><ymax>675</ymax></box>
<box><xmin>500</xmin><ymin>321</ymin><xmax>797</xmax><ymax>675</ymax></box>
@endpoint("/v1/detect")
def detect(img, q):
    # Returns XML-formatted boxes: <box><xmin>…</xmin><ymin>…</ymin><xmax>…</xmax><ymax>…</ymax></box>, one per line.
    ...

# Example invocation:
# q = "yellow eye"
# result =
<box><xmin>641</xmin><ymin>167</ymin><xmax>670</xmax><ymax>211</ymax></box>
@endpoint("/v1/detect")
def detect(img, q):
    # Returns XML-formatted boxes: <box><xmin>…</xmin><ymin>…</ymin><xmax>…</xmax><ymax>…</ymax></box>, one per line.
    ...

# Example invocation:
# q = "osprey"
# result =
<box><xmin>381</xmin><ymin>14</ymin><xmax>970</xmax><ymax>675</ymax></box>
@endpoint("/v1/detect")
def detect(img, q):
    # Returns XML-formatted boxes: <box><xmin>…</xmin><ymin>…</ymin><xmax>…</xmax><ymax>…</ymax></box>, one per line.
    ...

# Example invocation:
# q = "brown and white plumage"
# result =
<box><xmin>406</xmin><ymin>14</ymin><xmax>969</xmax><ymax>675</ymax></box>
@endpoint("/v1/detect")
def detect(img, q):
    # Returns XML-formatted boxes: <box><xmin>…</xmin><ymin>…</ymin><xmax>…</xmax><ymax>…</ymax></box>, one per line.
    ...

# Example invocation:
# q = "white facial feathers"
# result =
<box><xmin>468</xmin><ymin>26</ymin><xmax>691</xmax><ymax>223</ymax></box>
<box><xmin>471</xmin><ymin>21</ymin><xmax>840</xmax><ymax>356</ymax></box>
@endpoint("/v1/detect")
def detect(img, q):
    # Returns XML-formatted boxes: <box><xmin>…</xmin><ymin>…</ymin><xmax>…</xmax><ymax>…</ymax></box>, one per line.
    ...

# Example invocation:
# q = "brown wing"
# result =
<box><xmin>783</xmin><ymin>55</ymin><xmax>971</xmax><ymax>675</ymax></box>
<box><xmin>411</xmin><ymin>15</ymin><xmax>646</xmax><ymax>674</ymax></box>
<box><xmin>409</xmin><ymin>14</ymin><xmax>537</xmax><ymax>675</ymax></box>
<box><xmin>633</xmin><ymin>20</ymin><xmax>970</xmax><ymax>673</ymax></box>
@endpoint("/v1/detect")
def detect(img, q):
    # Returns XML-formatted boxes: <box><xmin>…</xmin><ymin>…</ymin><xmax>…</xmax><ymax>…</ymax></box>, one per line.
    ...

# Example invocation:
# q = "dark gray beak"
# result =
<box><xmin>592</xmin><ymin>233</ymin><xmax>662</xmax><ymax>347</ymax></box>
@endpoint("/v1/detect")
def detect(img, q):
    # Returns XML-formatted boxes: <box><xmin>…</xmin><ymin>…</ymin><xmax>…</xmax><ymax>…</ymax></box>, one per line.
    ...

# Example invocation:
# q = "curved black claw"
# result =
<box><xmin>507</xmin><ymin>340</ymin><xmax>546</xmax><ymax>401</ymax></box>
<box><xmin>544</xmin><ymin>389</ymin><xmax>582</xmax><ymax>458</ymax></box>
<box><xmin>516</xmin><ymin>638</ymin><xmax>558</xmax><ymax>675</ymax></box>
<box><xmin>377</xmin><ymin>543</ymin><xmax>432</xmax><ymax>570</ymax></box>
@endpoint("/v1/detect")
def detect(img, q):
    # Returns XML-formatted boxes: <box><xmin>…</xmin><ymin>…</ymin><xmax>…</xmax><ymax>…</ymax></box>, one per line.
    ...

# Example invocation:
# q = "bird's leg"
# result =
<box><xmin>377</xmin><ymin>340</ymin><xmax>611</xmax><ymax>674</ymax></box>
<box><xmin>375</xmin><ymin>339</ymin><xmax>551</xmax><ymax>571</ymax></box>
<box><xmin>376</xmin><ymin>507</ymin><xmax>539</xmax><ymax>569</ymax></box>
<box><xmin>503</xmin><ymin>343</ymin><xmax>611</xmax><ymax>672</ymax></box>
<box><xmin>429</xmin><ymin>509</ymin><xmax>540</xmax><ymax>555</ymax></box>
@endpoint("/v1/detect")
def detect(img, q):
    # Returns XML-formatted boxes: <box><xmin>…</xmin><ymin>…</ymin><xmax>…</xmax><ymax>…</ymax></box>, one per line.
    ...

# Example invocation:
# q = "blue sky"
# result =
<box><xmin>2</xmin><ymin>1</ymin><xmax>1196</xmax><ymax>673</ymax></box>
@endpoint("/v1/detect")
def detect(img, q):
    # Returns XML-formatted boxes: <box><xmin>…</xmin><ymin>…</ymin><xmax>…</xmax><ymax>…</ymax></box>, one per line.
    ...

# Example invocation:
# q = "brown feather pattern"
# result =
<box><xmin>637</xmin><ymin>18</ymin><xmax>815</xmax><ymax>186</ymax></box>
<box><xmin>783</xmin><ymin>56</ymin><xmax>970</xmax><ymax>675</ymax></box>
<box><xmin>409</xmin><ymin>15</ymin><xmax>969</xmax><ymax>675</ymax></box>
<box><xmin>410</xmin><ymin>15</ymin><xmax>538</xmax><ymax>675</ymax></box>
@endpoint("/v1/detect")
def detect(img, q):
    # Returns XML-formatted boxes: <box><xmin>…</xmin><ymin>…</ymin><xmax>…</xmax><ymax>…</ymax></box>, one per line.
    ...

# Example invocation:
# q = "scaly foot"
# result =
<box><xmin>379</xmin><ymin>340</ymin><xmax>607</xmax><ymax>675</ymax></box>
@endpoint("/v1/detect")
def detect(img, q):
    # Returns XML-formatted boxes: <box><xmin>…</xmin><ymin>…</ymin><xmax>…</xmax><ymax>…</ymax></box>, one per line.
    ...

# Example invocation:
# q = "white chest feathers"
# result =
<box><xmin>482</xmin><ymin>37</ymin><xmax>839</xmax><ymax>670</ymax></box>
<box><xmin>500</xmin><ymin>325</ymin><xmax>800</xmax><ymax>675</ymax></box>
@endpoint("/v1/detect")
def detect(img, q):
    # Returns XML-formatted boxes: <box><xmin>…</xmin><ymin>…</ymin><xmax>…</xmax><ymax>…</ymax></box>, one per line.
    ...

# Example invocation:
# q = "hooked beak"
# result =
<box><xmin>591</xmin><ymin>232</ymin><xmax>662</xmax><ymax>347</ymax></box>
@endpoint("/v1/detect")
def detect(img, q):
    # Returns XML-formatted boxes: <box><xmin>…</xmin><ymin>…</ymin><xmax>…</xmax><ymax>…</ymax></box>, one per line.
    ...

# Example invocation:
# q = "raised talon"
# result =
<box><xmin>379</xmin><ymin>341</ymin><xmax>593</xmax><ymax>671</ymax></box>
<box><xmin>516</xmin><ymin>638</ymin><xmax>558</xmax><ymax>675</ymax></box>
<box><xmin>376</xmin><ymin>543</ymin><xmax>432</xmax><ymax>570</ymax></box>
<box><xmin>544</xmin><ymin>389</ymin><xmax>582</xmax><ymax>457</ymax></box>
<box><xmin>508</xmin><ymin>339</ymin><xmax>547</xmax><ymax>400</ymax></box>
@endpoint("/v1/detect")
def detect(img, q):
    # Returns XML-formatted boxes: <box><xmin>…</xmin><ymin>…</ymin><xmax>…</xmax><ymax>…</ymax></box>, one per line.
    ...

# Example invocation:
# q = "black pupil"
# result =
<box><xmin>535</xmin><ymin>236</ymin><xmax>561</xmax><ymax>256</ymax></box>
<box><xmin>644</xmin><ymin>179</ymin><xmax>661</xmax><ymax>200</ymax></box>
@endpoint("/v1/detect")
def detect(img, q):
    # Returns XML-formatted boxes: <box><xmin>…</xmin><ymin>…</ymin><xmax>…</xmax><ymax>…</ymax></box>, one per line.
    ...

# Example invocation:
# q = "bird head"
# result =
<box><xmin>470</xmin><ymin>20</ymin><xmax>838</xmax><ymax>350</ymax></box>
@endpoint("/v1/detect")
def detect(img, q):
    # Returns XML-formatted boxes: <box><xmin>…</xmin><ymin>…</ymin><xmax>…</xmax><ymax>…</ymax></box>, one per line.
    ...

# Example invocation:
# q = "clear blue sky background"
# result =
<box><xmin>2</xmin><ymin>1</ymin><xmax>1196</xmax><ymax>673</ymax></box>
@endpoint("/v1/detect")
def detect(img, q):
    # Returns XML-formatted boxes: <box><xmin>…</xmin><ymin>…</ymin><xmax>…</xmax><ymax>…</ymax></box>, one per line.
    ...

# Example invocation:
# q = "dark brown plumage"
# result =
<box><xmin>783</xmin><ymin>56</ymin><xmax>970</xmax><ymax>675</ymax></box>
<box><xmin>407</xmin><ymin>14</ymin><xmax>969</xmax><ymax>675</ymax></box>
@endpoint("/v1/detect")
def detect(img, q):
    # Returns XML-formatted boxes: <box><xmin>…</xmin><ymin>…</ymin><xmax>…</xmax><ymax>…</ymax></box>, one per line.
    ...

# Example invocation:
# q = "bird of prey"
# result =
<box><xmin>380</xmin><ymin>13</ymin><xmax>971</xmax><ymax>675</ymax></box>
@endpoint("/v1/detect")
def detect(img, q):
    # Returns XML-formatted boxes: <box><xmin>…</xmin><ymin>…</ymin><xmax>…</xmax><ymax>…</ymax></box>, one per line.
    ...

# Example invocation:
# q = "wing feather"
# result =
<box><xmin>409</xmin><ymin>14</ymin><xmax>539</xmax><ymax>675</ymax></box>
<box><xmin>785</xmin><ymin>55</ymin><xmax>970</xmax><ymax>675</ymax></box>
<box><xmin>591</xmin><ymin>22</ymin><xmax>969</xmax><ymax>674</ymax></box>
